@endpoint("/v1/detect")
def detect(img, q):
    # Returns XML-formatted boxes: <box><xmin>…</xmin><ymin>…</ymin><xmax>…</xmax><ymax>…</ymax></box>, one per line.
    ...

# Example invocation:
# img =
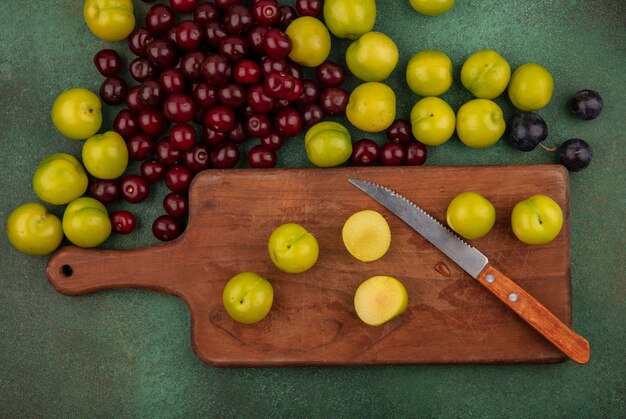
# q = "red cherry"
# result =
<box><xmin>156</xmin><ymin>138</ymin><xmax>183</xmax><ymax>166</ymax></box>
<box><xmin>351</xmin><ymin>139</ymin><xmax>379</xmax><ymax>166</ymax></box>
<box><xmin>146</xmin><ymin>4</ymin><xmax>176</xmax><ymax>35</ymax></box>
<box><xmin>263</xmin><ymin>28</ymin><xmax>292</xmax><ymax>59</ymax></box>
<box><xmin>194</xmin><ymin>3</ymin><xmax>219</xmax><ymax>26</ymax></box>
<box><xmin>110</xmin><ymin>210</ymin><xmax>137</xmax><ymax>234</ymax></box>
<box><xmin>260</xmin><ymin>131</ymin><xmax>284</xmax><ymax>151</ymax></box>
<box><xmin>320</xmin><ymin>87</ymin><xmax>349</xmax><ymax>116</ymax></box>
<box><xmin>183</xmin><ymin>143</ymin><xmax>210</xmax><ymax>172</ymax></box>
<box><xmin>248</xmin><ymin>145</ymin><xmax>277</xmax><ymax>168</ymax></box>
<box><xmin>387</xmin><ymin>119</ymin><xmax>415</xmax><ymax>145</ymax></box>
<box><xmin>141</xmin><ymin>159</ymin><xmax>166</xmax><ymax>182</ymax></box>
<box><xmin>380</xmin><ymin>142</ymin><xmax>406</xmax><ymax>166</ymax></box>
<box><xmin>163</xmin><ymin>93</ymin><xmax>197</xmax><ymax>123</ymax></box>
<box><xmin>121</xmin><ymin>175</ymin><xmax>150</xmax><ymax>203</ymax></box>
<box><xmin>113</xmin><ymin>109</ymin><xmax>139</xmax><ymax>139</ymax></box>
<box><xmin>316</xmin><ymin>60</ymin><xmax>346</xmax><ymax>87</ymax></box>
<box><xmin>94</xmin><ymin>49</ymin><xmax>123</xmax><ymax>77</ymax></box>
<box><xmin>160</xmin><ymin>68</ymin><xmax>186</xmax><ymax>95</ymax></box>
<box><xmin>152</xmin><ymin>215</ymin><xmax>183</xmax><ymax>241</ymax></box>
<box><xmin>404</xmin><ymin>142</ymin><xmax>428</xmax><ymax>166</ymax></box>
<box><xmin>210</xmin><ymin>142</ymin><xmax>240</xmax><ymax>168</ymax></box>
<box><xmin>127</xmin><ymin>133</ymin><xmax>156</xmax><ymax>161</ymax></box>
<box><xmin>169</xmin><ymin>0</ymin><xmax>199</xmax><ymax>13</ymax></box>
<box><xmin>274</xmin><ymin>107</ymin><xmax>302</xmax><ymax>137</ymax></box>
<box><xmin>89</xmin><ymin>179</ymin><xmax>120</xmax><ymax>204</ymax></box>
<box><xmin>204</xmin><ymin>106</ymin><xmax>236</xmax><ymax>132</ymax></box>
<box><xmin>169</xmin><ymin>123</ymin><xmax>197</xmax><ymax>151</ymax></box>
<box><xmin>163</xmin><ymin>192</ymin><xmax>189</xmax><ymax>217</ymax></box>
<box><xmin>175</xmin><ymin>20</ymin><xmax>203</xmax><ymax>50</ymax></box>
<box><xmin>165</xmin><ymin>165</ymin><xmax>193</xmax><ymax>193</ymax></box>
<box><xmin>138</xmin><ymin>108</ymin><xmax>168</xmax><ymax>137</ymax></box>
<box><xmin>296</xmin><ymin>0</ymin><xmax>323</xmax><ymax>17</ymax></box>
<box><xmin>233</xmin><ymin>59</ymin><xmax>262</xmax><ymax>84</ymax></box>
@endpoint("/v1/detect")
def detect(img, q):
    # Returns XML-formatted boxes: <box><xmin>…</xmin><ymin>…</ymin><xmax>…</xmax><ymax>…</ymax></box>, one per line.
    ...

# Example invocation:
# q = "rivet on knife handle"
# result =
<box><xmin>477</xmin><ymin>265</ymin><xmax>590</xmax><ymax>364</ymax></box>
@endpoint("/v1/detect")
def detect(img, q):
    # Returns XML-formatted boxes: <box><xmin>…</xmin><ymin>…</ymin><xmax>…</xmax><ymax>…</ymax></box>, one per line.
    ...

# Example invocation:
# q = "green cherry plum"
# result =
<box><xmin>82</xmin><ymin>131</ymin><xmax>129</xmax><ymax>179</ymax></box>
<box><xmin>406</xmin><ymin>50</ymin><xmax>453</xmax><ymax>97</ymax></box>
<box><xmin>409</xmin><ymin>0</ymin><xmax>455</xmax><ymax>16</ymax></box>
<box><xmin>268</xmin><ymin>223</ymin><xmax>319</xmax><ymax>273</ymax></box>
<box><xmin>346</xmin><ymin>82</ymin><xmax>396</xmax><ymax>132</ymax></box>
<box><xmin>511</xmin><ymin>195</ymin><xmax>563</xmax><ymax>245</ymax></box>
<box><xmin>323</xmin><ymin>0</ymin><xmax>376</xmax><ymax>40</ymax></box>
<box><xmin>354</xmin><ymin>275</ymin><xmax>408</xmax><ymax>326</ymax></box>
<box><xmin>51</xmin><ymin>88</ymin><xmax>102</xmax><ymax>140</ymax></box>
<box><xmin>222</xmin><ymin>272</ymin><xmax>274</xmax><ymax>324</ymax></box>
<box><xmin>285</xmin><ymin>16</ymin><xmax>331</xmax><ymax>67</ymax></box>
<box><xmin>84</xmin><ymin>0</ymin><xmax>135</xmax><ymax>42</ymax></box>
<box><xmin>304</xmin><ymin>121</ymin><xmax>352</xmax><ymax>167</ymax></box>
<box><xmin>33</xmin><ymin>153</ymin><xmax>89</xmax><ymax>205</ymax></box>
<box><xmin>346</xmin><ymin>31</ymin><xmax>399</xmax><ymax>82</ymax></box>
<box><xmin>62</xmin><ymin>197</ymin><xmax>111</xmax><ymax>248</ymax></box>
<box><xmin>6</xmin><ymin>203</ymin><xmax>63</xmax><ymax>256</ymax></box>
<box><xmin>461</xmin><ymin>50</ymin><xmax>511</xmax><ymax>99</ymax></box>
<box><xmin>508</xmin><ymin>63</ymin><xmax>554</xmax><ymax>112</ymax></box>
<box><xmin>456</xmin><ymin>99</ymin><xmax>506</xmax><ymax>148</ymax></box>
<box><xmin>446</xmin><ymin>192</ymin><xmax>496</xmax><ymax>240</ymax></box>
<box><xmin>410</xmin><ymin>96</ymin><xmax>456</xmax><ymax>146</ymax></box>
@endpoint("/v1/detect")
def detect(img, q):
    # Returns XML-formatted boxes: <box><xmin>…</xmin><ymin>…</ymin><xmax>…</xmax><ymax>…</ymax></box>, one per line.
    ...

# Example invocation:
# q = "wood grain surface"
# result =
<box><xmin>46</xmin><ymin>165</ymin><xmax>573</xmax><ymax>366</ymax></box>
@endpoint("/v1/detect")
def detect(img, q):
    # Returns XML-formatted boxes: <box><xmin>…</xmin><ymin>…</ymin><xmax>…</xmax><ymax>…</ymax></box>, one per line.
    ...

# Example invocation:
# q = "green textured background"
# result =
<box><xmin>1</xmin><ymin>0</ymin><xmax>624</xmax><ymax>417</ymax></box>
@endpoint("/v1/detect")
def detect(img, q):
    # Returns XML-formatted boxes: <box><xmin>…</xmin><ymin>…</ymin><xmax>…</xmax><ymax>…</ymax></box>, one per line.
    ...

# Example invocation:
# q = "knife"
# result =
<box><xmin>349</xmin><ymin>178</ymin><xmax>590</xmax><ymax>364</ymax></box>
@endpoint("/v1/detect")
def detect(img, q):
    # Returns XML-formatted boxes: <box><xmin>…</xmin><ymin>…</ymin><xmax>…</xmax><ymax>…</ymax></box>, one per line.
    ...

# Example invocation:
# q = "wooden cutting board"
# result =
<box><xmin>46</xmin><ymin>165</ymin><xmax>572</xmax><ymax>366</ymax></box>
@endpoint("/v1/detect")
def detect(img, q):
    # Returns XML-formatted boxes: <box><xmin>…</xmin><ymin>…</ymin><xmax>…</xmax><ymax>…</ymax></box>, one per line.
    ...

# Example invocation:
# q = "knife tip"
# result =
<box><xmin>348</xmin><ymin>178</ymin><xmax>369</xmax><ymax>190</ymax></box>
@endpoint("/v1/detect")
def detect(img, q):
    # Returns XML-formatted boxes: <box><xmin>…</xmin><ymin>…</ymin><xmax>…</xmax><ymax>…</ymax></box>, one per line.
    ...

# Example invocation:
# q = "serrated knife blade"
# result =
<box><xmin>349</xmin><ymin>178</ymin><xmax>590</xmax><ymax>365</ymax></box>
<box><xmin>348</xmin><ymin>178</ymin><xmax>488</xmax><ymax>278</ymax></box>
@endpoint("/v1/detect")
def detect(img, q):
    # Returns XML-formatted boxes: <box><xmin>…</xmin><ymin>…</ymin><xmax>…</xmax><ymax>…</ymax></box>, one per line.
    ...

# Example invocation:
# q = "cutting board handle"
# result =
<box><xmin>46</xmin><ymin>244</ymin><xmax>183</xmax><ymax>296</ymax></box>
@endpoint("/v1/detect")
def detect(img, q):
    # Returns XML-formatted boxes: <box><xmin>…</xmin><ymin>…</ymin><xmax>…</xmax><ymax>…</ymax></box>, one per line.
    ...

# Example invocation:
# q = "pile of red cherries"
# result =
<box><xmin>91</xmin><ymin>0</ymin><xmax>427</xmax><ymax>241</ymax></box>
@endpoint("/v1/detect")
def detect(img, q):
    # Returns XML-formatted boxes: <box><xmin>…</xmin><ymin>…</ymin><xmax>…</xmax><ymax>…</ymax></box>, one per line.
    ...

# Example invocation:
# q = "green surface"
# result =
<box><xmin>1</xmin><ymin>0</ymin><xmax>624</xmax><ymax>417</ymax></box>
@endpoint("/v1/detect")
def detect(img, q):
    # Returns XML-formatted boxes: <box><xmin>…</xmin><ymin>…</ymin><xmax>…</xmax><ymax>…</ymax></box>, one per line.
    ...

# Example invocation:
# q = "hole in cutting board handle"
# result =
<box><xmin>61</xmin><ymin>264</ymin><xmax>73</xmax><ymax>278</ymax></box>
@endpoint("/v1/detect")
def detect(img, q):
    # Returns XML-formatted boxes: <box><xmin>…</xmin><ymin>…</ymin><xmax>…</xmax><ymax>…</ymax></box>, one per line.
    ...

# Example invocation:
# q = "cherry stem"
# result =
<box><xmin>539</xmin><ymin>143</ymin><xmax>557</xmax><ymax>152</ymax></box>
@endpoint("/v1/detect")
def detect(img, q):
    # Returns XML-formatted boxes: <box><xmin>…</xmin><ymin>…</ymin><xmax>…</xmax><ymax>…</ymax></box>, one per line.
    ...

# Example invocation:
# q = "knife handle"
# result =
<box><xmin>477</xmin><ymin>265</ymin><xmax>590</xmax><ymax>364</ymax></box>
